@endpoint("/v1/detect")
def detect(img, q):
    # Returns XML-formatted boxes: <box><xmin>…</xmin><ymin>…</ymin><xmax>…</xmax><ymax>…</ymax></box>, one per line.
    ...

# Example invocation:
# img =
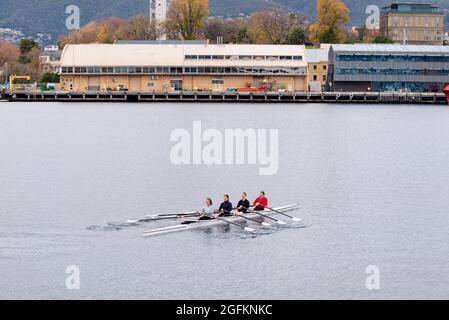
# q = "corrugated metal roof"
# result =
<box><xmin>331</xmin><ymin>44</ymin><xmax>449</xmax><ymax>54</ymax></box>
<box><xmin>60</xmin><ymin>44</ymin><xmax>307</xmax><ymax>67</ymax></box>
<box><xmin>305</xmin><ymin>49</ymin><xmax>329</xmax><ymax>63</ymax></box>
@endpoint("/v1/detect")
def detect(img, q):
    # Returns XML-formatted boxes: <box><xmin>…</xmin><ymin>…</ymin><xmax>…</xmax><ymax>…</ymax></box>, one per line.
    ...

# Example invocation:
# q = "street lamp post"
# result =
<box><xmin>5</xmin><ymin>63</ymin><xmax>8</xmax><ymax>85</ymax></box>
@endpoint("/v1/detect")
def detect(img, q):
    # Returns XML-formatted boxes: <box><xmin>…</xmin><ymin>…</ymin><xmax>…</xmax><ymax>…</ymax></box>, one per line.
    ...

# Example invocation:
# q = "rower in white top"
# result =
<box><xmin>197</xmin><ymin>197</ymin><xmax>215</xmax><ymax>220</ymax></box>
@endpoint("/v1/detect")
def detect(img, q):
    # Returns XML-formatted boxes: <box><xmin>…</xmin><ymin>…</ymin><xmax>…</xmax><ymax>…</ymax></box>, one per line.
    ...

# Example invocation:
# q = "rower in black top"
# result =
<box><xmin>218</xmin><ymin>194</ymin><xmax>233</xmax><ymax>217</ymax></box>
<box><xmin>236</xmin><ymin>192</ymin><xmax>250</xmax><ymax>214</ymax></box>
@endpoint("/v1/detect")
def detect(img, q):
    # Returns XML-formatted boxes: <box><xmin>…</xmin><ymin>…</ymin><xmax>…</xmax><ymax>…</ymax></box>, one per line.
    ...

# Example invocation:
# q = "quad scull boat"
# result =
<box><xmin>142</xmin><ymin>204</ymin><xmax>300</xmax><ymax>237</ymax></box>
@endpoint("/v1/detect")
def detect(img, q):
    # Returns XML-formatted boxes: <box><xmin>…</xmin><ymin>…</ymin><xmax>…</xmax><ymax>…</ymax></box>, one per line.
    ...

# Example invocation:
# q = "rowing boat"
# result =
<box><xmin>142</xmin><ymin>204</ymin><xmax>300</xmax><ymax>237</ymax></box>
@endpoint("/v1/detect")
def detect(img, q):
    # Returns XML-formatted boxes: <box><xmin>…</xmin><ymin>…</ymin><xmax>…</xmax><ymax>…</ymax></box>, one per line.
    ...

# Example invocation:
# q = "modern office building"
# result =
<box><xmin>305</xmin><ymin>48</ymin><xmax>329</xmax><ymax>92</ymax></box>
<box><xmin>380</xmin><ymin>3</ymin><xmax>445</xmax><ymax>45</ymax></box>
<box><xmin>327</xmin><ymin>44</ymin><xmax>449</xmax><ymax>92</ymax></box>
<box><xmin>59</xmin><ymin>43</ymin><xmax>308</xmax><ymax>92</ymax></box>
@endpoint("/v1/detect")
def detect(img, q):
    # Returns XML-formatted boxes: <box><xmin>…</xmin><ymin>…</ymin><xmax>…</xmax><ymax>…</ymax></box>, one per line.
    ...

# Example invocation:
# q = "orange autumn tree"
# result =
<box><xmin>310</xmin><ymin>0</ymin><xmax>349</xmax><ymax>44</ymax></box>
<box><xmin>58</xmin><ymin>17</ymin><xmax>127</xmax><ymax>48</ymax></box>
<box><xmin>166</xmin><ymin>0</ymin><xmax>209</xmax><ymax>40</ymax></box>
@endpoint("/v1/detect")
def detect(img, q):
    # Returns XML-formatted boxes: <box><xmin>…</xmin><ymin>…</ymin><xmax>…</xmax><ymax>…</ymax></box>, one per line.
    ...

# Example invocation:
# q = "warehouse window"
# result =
<box><xmin>170</xmin><ymin>80</ymin><xmax>183</xmax><ymax>91</ymax></box>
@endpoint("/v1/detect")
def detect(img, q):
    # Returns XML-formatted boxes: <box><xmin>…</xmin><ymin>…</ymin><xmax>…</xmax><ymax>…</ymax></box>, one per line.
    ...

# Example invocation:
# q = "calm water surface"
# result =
<box><xmin>0</xmin><ymin>102</ymin><xmax>448</xmax><ymax>299</ymax></box>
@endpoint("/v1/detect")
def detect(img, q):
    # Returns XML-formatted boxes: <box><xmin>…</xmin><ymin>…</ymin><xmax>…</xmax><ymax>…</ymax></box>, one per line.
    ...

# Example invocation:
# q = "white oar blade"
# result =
<box><xmin>292</xmin><ymin>217</ymin><xmax>302</xmax><ymax>222</ymax></box>
<box><xmin>244</xmin><ymin>227</ymin><xmax>255</xmax><ymax>233</ymax></box>
<box><xmin>127</xmin><ymin>219</ymin><xmax>140</xmax><ymax>224</ymax></box>
<box><xmin>262</xmin><ymin>222</ymin><xmax>271</xmax><ymax>227</ymax></box>
<box><xmin>277</xmin><ymin>220</ymin><xmax>287</xmax><ymax>225</ymax></box>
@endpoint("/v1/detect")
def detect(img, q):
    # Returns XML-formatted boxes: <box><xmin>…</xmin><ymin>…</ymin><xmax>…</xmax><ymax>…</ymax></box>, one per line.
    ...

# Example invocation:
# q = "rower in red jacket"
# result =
<box><xmin>253</xmin><ymin>191</ymin><xmax>268</xmax><ymax>211</ymax></box>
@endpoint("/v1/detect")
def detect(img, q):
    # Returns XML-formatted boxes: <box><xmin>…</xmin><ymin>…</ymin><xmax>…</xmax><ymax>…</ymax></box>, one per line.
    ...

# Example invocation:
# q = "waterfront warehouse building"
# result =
<box><xmin>328</xmin><ymin>44</ymin><xmax>449</xmax><ymax>92</ymax></box>
<box><xmin>305</xmin><ymin>48</ymin><xmax>329</xmax><ymax>92</ymax></box>
<box><xmin>380</xmin><ymin>3</ymin><xmax>445</xmax><ymax>45</ymax></box>
<box><xmin>59</xmin><ymin>43</ymin><xmax>308</xmax><ymax>92</ymax></box>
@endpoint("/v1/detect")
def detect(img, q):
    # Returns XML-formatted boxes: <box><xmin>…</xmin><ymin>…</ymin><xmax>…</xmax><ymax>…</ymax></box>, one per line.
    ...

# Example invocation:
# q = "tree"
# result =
<box><xmin>245</xmin><ymin>9</ymin><xmax>309</xmax><ymax>44</ymax></box>
<box><xmin>356</xmin><ymin>25</ymin><xmax>366</xmax><ymax>42</ymax></box>
<box><xmin>372</xmin><ymin>35</ymin><xmax>394</xmax><ymax>44</ymax></box>
<box><xmin>248</xmin><ymin>9</ymin><xmax>290</xmax><ymax>44</ymax></box>
<box><xmin>18</xmin><ymin>55</ymin><xmax>30</xmax><ymax>64</ymax></box>
<box><xmin>41</xmin><ymin>72</ymin><xmax>60</xmax><ymax>83</ymax></box>
<box><xmin>19</xmin><ymin>38</ymin><xmax>39</xmax><ymax>54</ymax></box>
<box><xmin>201</xmin><ymin>17</ymin><xmax>226</xmax><ymax>42</ymax></box>
<box><xmin>96</xmin><ymin>24</ymin><xmax>110</xmax><ymax>43</ymax></box>
<box><xmin>58</xmin><ymin>17</ymin><xmax>127</xmax><ymax>48</ymax></box>
<box><xmin>310</xmin><ymin>0</ymin><xmax>349</xmax><ymax>44</ymax></box>
<box><xmin>288</xmin><ymin>26</ymin><xmax>307</xmax><ymax>44</ymax></box>
<box><xmin>165</xmin><ymin>0</ymin><xmax>209</xmax><ymax>40</ymax></box>
<box><xmin>0</xmin><ymin>39</ymin><xmax>41</xmax><ymax>82</ymax></box>
<box><xmin>116</xmin><ymin>15</ymin><xmax>159</xmax><ymax>40</ymax></box>
<box><xmin>201</xmin><ymin>16</ymin><xmax>249</xmax><ymax>44</ymax></box>
<box><xmin>237</xmin><ymin>26</ymin><xmax>251</xmax><ymax>43</ymax></box>
<box><xmin>0</xmin><ymin>40</ymin><xmax>20</xmax><ymax>65</ymax></box>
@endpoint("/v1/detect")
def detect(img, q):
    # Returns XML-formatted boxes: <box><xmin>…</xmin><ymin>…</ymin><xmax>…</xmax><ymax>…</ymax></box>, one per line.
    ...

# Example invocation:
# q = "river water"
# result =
<box><xmin>0</xmin><ymin>102</ymin><xmax>448</xmax><ymax>299</ymax></box>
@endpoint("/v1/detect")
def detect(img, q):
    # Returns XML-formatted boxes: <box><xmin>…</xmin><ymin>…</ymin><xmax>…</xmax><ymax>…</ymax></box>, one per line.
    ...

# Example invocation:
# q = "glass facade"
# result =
<box><xmin>336</xmin><ymin>68</ymin><xmax>449</xmax><ymax>76</ymax></box>
<box><xmin>382</xmin><ymin>3</ymin><xmax>443</xmax><ymax>15</ymax></box>
<box><xmin>371</xmin><ymin>82</ymin><xmax>442</xmax><ymax>92</ymax></box>
<box><xmin>336</xmin><ymin>54</ymin><xmax>449</xmax><ymax>62</ymax></box>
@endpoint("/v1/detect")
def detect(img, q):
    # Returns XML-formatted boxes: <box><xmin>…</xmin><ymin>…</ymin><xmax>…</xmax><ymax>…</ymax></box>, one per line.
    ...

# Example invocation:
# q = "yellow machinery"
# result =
<box><xmin>9</xmin><ymin>74</ymin><xmax>31</xmax><ymax>91</ymax></box>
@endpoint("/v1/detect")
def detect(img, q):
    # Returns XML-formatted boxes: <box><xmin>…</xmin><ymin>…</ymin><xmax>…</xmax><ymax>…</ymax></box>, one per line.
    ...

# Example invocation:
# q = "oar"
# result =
<box><xmin>266</xmin><ymin>206</ymin><xmax>302</xmax><ymax>222</ymax></box>
<box><xmin>146</xmin><ymin>212</ymin><xmax>196</xmax><ymax>218</ymax></box>
<box><xmin>217</xmin><ymin>216</ymin><xmax>255</xmax><ymax>233</ymax></box>
<box><xmin>237</xmin><ymin>214</ymin><xmax>271</xmax><ymax>227</ymax></box>
<box><xmin>222</xmin><ymin>209</ymin><xmax>271</xmax><ymax>227</ymax></box>
<box><xmin>127</xmin><ymin>213</ymin><xmax>198</xmax><ymax>224</ymax></box>
<box><xmin>246</xmin><ymin>208</ymin><xmax>287</xmax><ymax>225</ymax></box>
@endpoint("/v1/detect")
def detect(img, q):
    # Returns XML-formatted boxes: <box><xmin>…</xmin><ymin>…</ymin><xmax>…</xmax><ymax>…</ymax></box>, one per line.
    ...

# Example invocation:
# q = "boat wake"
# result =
<box><xmin>86</xmin><ymin>221</ymin><xmax>143</xmax><ymax>231</ymax></box>
<box><xmin>86</xmin><ymin>225</ymin><xmax>123</xmax><ymax>231</ymax></box>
